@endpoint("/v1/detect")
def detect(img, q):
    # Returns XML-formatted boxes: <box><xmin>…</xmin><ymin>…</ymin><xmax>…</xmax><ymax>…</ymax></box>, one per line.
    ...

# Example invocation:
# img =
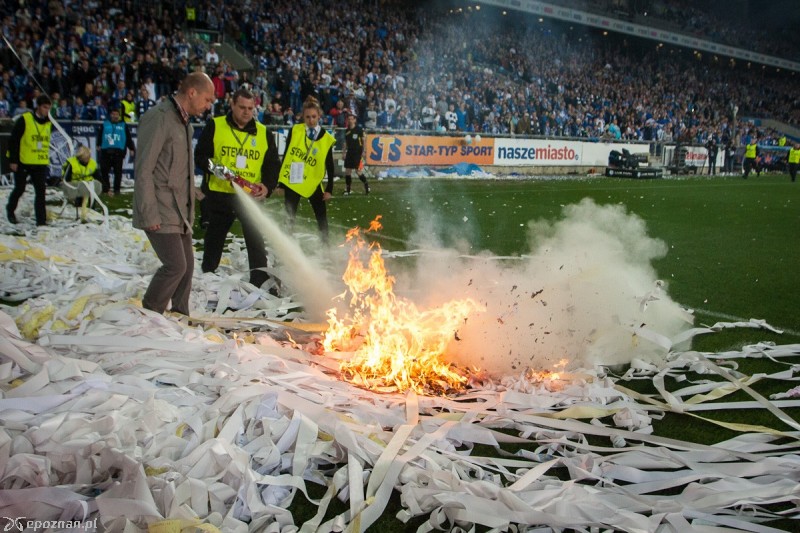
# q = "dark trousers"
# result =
<box><xmin>743</xmin><ymin>157</ymin><xmax>758</xmax><ymax>178</ymax></box>
<box><xmin>789</xmin><ymin>162</ymin><xmax>798</xmax><ymax>182</ymax></box>
<box><xmin>724</xmin><ymin>153</ymin><xmax>734</xmax><ymax>173</ymax></box>
<box><xmin>344</xmin><ymin>171</ymin><xmax>368</xmax><ymax>192</ymax></box>
<box><xmin>284</xmin><ymin>186</ymin><xmax>328</xmax><ymax>243</ymax></box>
<box><xmin>201</xmin><ymin>190</ymin><xmax>269</xmax><ymax>287</ymax></box>
<box><xmin>100</xmin><ymin>149</ymin><xmax>125</xmax><ymax>193</ymax></box>
<box><xmin>7</xmin><ymin>164</ymin><xmax>48</xmax><ymax>225</ymax></box>
<box><xmin>142</xmin><ymin>231</ymin><xmax>194</xmax><ymax>315</ymax></box>
<box><xmin>707</xmin><ymin>156</ymin><xmax>716</xmax><ymax>175</ymax></box>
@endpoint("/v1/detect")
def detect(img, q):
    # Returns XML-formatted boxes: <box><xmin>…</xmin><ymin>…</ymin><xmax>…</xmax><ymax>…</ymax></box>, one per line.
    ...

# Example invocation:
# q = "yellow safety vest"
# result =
<box><xmin>186</xmin><ymin>7</ymin><xmax>196</xmax><ymax>21</ymax></box>
<box><xmin>121</xmin><ymin>99</ymin><xmax>136</xmax><ymax>123</ymax></box>
<box><xmin>278</xmin><ymin>124</ymin><xmax>335</xmax><ymax>198</ymax></box>
<box><xmin>208</xmin><ymin>116</ymin><xmax>269</xmax><ymax>193</ymax></box>
<box><xmin>789</xmin><ymin>148</ymin><xmax>800</xmax><ymax>164</ymax></box>
<box><xmin>62</xmin><ymin>156</ymin><xmax>97</xmax><ymax>182</ymax></box>
<box><xmin>19</xmin><ymin>112</ymin><xmax>52</xmax><ymax>165</ymax></box>
<box><xmin>745</xmin><ymin>143</ymin><xmax>757</xmax><ymax>159</ymax></box>
<box><xmin>778</xmin><ymin>136</ymin><xmax>786</xmax><ymax>147</ymax></box>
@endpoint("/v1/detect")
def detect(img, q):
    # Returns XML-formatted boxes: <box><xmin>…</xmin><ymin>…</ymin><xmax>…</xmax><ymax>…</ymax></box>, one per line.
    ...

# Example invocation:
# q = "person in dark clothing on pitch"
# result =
<box><xmin>705</xmin><ymin>137</ymin><xmax>718</xmax><ymax>175</ymax></box>
<box><xmin>6</xmin><ymin>94</ymin><xmax>52</xmax><ymax>226</ymax></box>
<box><xmin>342</xmin><ymin>113</ymin><xmax>370</xmax><ymax>195</ymax></box>
<box><xmin>97</xmin><ymin>107</ymin><xmax>136</xmax><ymax>195</ymax></box>
<box><xmin>195</xmin><ymin>87</ymin><xmax>281</xmax><ymax>290</ymax></box>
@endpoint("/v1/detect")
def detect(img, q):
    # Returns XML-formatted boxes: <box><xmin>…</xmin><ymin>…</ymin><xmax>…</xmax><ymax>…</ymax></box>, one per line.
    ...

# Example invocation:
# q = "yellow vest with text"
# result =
<box><xmin>19</xmin><ymin>113</ymin><xmax>52</xmax><ymax>165</ymax></box>
<box><xmin>208</xmin><ymin>117</ymin><xmax>269</xmax><ymax>193</ymax></box>
<box><xmin>278</xmin><ymin>124</ymin><xmax>335</xmax><ymax>198</ymax></box>
<box><xmin>121</xmin><ymin>99</ymin><xmax>136</xmax><ymax>123</ymax></box>
<box><xmin>62</xmin><ymin>156</ymin><xmax>98</xmax><ymax>182</ymax></box>
<box><xmin>745</xmin><ymin>143</ymin><xmax>757</xmax><ymax>159</ymax></box>
<box><xmin>789</xmin><ymin>148</ymin><xmax>800</xmax><ymax>164</ymax></box>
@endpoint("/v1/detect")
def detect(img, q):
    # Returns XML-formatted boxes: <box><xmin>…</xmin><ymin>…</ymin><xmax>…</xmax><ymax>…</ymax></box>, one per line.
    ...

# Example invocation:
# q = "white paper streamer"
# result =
<box><xmin>1</xmin><ymin>191</ymin><xmax>800</xmax><ymax>532</ymax></box>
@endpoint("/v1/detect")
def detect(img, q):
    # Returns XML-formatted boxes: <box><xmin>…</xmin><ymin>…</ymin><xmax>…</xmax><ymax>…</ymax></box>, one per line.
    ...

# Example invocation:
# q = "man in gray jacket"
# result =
<box><xmin>133</xmin><ymin>72</ymin><xmax>215</xmax><ymax>316</ymax></box>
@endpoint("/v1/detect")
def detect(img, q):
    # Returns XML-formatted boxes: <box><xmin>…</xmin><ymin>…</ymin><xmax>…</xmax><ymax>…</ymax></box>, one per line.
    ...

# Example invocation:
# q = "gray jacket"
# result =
<box><xmin>132</xmin><ymin>98</ymin><xmax>195</xmax><ymax>233</ymax></box>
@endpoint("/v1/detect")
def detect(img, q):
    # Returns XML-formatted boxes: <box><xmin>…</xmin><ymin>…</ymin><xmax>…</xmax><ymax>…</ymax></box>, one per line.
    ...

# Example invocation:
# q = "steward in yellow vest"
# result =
<box><xmin>121</xmin><ymin>92</ymin><xmax>136</xmax><ymax>123</ymax></box>
<box><xmin>788</xmin><ymin>143</ymin><xmax>800</xmax><ymax>183</ymax></box>
<box><xmin>6</xmin><ymin>94</ymin><xmax>53</xmax><ymax>226</ymax></box>
<box><xmin>743</xmin><ymin>136</ymin><xmax>759</xmax><ymax>179</ymax></box>
<box><xmin>278</xmin><ymin>123</ymin><xmax>336</xmax><ymax>198</ymax></box>
<box><xmin>61</xmin><ymin>146</ymin><xmax>101</xmax><ymax>222</ymax></box>
<box><xmin>195</xmin><ymin>87</ymin><xmax>280</xmax><ymax>289</ymax></box>
<box><xmin>62</xmin><ymin>152</ymin><xmax>98</xmax><ymax>182</ymax></box>
<box><xmin>277</xmin><ymin>96</ymin><xmax>337</xmax><ymax>244</ymax></box>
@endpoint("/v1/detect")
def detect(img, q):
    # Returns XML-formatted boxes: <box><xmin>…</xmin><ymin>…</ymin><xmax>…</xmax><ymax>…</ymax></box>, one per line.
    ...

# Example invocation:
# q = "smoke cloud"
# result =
<box><xmin>236</xmin><ymin>191</ymin><xmax>342</xmax><ymax>321</ymax></box>
<box><xmin>398</xmin><ymin>197</ymin><xmax>693</xmax><ymax>374</ymax></box>
<box><xmin>240</xmin><ymin>186</ymin><xmax>693</xmax><ymax>375</ymax></box>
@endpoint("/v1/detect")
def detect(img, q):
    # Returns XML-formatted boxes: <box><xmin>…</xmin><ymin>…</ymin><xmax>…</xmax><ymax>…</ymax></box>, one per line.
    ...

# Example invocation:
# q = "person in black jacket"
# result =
<box><xmin>705</xmin><ymin>137</ymin><xmax>719</xmax><ymax>175</ymax></box>
<box><xmin>195</xmin><ymin>87</ymin><xmax>281</xmax><ymax>289</ymax></box>
<box><xmin>6</xmin><ymin>94</ymin><xmax>52</xmax><ymax>226</ymax></box>
<box><xmin>342</xmin><ymin>113</ymin><xmax>370</xmax><ymax>195</ymax></box>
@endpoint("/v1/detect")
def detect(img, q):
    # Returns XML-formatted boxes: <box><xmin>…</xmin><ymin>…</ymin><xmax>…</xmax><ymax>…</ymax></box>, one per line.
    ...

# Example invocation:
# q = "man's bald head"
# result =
<box><xmin>179</xmin><ymin>71</ymin><xmax>214</xmax><ymax>95</ymax></box>
<box><xmin>176</xmin><ymin>72</ymin><xmax>215</xmax><ymax>117</ymax></box>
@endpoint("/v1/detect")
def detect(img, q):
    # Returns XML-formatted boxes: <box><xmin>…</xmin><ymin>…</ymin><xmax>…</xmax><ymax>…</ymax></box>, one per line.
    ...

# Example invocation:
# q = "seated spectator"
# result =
<box><xmin>364</xmin><ymin>101</ymin><xmax>378</xmax><ymax>129</ymax></box>
<box><xmin>330</xmin><ymin>99</ymin><xmax>347</xmax><ymax>129</ymax></box>
<box><xmin>136</xmin><ymin>86</ymin><xmax>157</xmax><ymax>118</ymax></box>
<box><xmin>205</xmin><ymin>47</ymin><xmax>219</xmax><ymax>65</ymax></box>
<box><xmin>12</xmin><ymin>99</ymin><xmax>29</xmax><ymax>118</ymax></box>
<box><xmin>85</xmin><ymin>96</ymin><xmax>105</xmax><ymax>121</ymax></box>
<box><xmin>61</xmin><ymin>145</ymin><xmax>101</xmax><ymax>223</ymax></box>
<box><xmin>55</xmin><ymin>97</ymin><xmax>71</xmax><ymax>120</ymax></box>
<box><xmin>0</xmin><ymin>88</ymin><xmax>10</xmax><ymax>118</ymax></box>
<box><xmin>72</xmin><ymin>96</ymin><xmax>88</xmax><ymax>120</ymax></box>
<box><xmin>377</xmin><ymin>103</ymin><xmax>398</xmax><ymax>129</ymax></box>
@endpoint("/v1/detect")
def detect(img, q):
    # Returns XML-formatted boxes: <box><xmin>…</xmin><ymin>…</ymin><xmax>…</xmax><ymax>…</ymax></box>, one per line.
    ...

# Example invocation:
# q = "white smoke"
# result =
<box><xmin>239</xmin><ymin>186</ymin><xmax>693</xmax><ymax>375</ymax></box>
<box><xmin>400</xmin><ymin>197</ymin><xmax>693</xmax><ymax>374</ymax></box>
<box><xmin>235</xmin><ymin>190</ymin><xmax>342</xmax><ymax>321</ymax></box>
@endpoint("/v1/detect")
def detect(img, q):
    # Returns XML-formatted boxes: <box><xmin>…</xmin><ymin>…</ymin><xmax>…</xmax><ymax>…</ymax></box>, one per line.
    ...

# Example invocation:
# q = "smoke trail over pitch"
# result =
<box><xmin>234</xmin><ymin>188</ymin><xmax>340</xmax><ymax>321</ymax></box>
<box><xmin>404</xmin><ymin>198</ymin><xmax>693</xmax><ymax>374</ymax></box>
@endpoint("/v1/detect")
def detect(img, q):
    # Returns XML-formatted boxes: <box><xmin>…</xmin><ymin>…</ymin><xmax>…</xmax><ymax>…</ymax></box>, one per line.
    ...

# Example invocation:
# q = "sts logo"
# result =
<box><xmin>368</xmin><ymin>137</ymin><xmax>402</xmax><ymax>163</ymax></box>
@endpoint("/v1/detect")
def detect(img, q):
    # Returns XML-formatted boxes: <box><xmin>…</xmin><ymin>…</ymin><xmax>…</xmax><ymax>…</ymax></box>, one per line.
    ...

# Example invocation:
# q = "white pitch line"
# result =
<box><xmin>693</xmin><ymin>308</ymin><xmax>800</xmax><ymax>337</ymax></box>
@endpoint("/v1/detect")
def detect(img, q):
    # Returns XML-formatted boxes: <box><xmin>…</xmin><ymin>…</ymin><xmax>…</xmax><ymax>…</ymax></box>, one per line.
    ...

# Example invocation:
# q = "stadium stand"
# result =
<box><xmin>0</xmin><ymin>0</ymin><xmax>797</xmax><ymax>151</ymax></box>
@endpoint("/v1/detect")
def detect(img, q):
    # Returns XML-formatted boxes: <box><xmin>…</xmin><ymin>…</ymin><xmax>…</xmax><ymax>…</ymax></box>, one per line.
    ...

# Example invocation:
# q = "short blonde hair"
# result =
<box><xmin>76</xmin><ymin>146</ymin><xmax>91</xmax><ymax>160</ymax></box>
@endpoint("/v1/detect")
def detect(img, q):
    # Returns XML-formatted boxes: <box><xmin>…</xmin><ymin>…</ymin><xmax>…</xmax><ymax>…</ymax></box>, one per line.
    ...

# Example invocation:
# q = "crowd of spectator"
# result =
<box><xmin>561</xmin><ymin>0</ymin><xmax>800</xmax><ymax>62</ymax></box>
<box><xmin>0</xmin><ymin>0</ymin><xmax>219</xmax><ymax>123</ymax></box>
<box><xmin>1</xmin><ymin>0</ymin><xmax>797</xmax><ymax>152</ymax></box>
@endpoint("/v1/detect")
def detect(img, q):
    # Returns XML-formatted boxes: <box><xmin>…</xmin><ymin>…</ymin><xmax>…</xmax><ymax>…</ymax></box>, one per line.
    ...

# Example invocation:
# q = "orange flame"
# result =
<box><xmin>323</xmin><ymin>217</ymin><xmax>485</xmax><ymax>395</ymax></box>
<box><xmin>525</xmin><ymin>359</ymin><xmax>569</xmax><ymax>390</ymax></box>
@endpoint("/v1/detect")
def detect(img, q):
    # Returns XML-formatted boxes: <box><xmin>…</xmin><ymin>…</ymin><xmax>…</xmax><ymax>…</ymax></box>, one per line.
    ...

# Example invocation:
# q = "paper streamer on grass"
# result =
<box><xmin>2</xmin><ymin>304</ymin><xmax>800</xmax><ymax>532</ymax></box>
<box><xmin>2</xmin><ymin>192</ymin><xmax>800</xmax><ymax>532</ymax></box>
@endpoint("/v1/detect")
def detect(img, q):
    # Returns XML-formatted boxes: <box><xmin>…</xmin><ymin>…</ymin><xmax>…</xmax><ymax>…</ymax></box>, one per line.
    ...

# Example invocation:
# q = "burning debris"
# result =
<box><xmin>322</xmin><ymin>217</ymin><xmax>485</xmax><ymax>395</ymax></box>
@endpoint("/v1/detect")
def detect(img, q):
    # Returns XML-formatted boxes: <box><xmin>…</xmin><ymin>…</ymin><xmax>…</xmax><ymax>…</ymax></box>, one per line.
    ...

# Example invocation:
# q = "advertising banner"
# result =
<box><xmin>365</xmin><ymin>134</ymin><xmax>495</xmax><ymax>166</ymax></box>
<box><xmin>492</xmin><ymin>138</ymin><xmax>584</xmax><ymax>166</ymax></box>
<box><xmin>364</xmin><ymin>134</ymin><xmax>655</xmax><ymax>168</ymax></box>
